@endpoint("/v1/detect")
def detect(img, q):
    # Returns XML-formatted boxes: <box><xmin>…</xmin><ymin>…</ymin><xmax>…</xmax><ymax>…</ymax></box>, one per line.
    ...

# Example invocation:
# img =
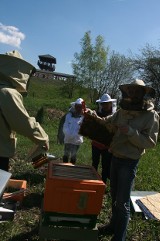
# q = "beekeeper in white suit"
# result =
<box><xmin>63</xmin><ymin>98</ymin><xmax>84</xmax><ymax>164</ymax></box>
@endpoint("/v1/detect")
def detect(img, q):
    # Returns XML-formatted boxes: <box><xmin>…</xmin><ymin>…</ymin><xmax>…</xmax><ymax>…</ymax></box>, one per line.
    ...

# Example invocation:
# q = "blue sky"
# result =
<box><xmin>1</xmin><ymin>0</ymin><xmax>160</xmax><ymax>74</ymax></box>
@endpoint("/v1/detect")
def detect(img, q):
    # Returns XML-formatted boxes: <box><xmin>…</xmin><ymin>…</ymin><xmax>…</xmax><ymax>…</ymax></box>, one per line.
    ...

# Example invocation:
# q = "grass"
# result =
<box><xmin>0</xmin><ymin>77</ymin><xmax>159</xmax><ymax>241</ymax></box>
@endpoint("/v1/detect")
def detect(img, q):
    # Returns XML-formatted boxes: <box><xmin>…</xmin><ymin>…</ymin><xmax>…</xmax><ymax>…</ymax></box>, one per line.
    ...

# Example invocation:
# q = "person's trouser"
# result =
<box><xmin>109</xmin><ymin>156</ymin><xmax>139</xmax><ymax>241</ymax></box>
<box><xmin>92</xmin><ymin>145</ymin><xmax>112</xmax><ymax>183</ymax></box>
<box><xmin>63</xmin><ymin>143</ymin><xmax>80</xmax><ymax>164</ymax></box>
<box><xmin>0</xmin><ymin>157</ymin><xmax>10</xmax><ymax>171</ymax></box>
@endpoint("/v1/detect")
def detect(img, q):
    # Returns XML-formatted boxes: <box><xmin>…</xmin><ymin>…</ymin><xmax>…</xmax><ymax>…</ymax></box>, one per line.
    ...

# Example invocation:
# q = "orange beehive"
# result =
<box><xmin>43</xmin><ymin>162</ymin><xmax>105</xmax><ymax>215</ymax></box>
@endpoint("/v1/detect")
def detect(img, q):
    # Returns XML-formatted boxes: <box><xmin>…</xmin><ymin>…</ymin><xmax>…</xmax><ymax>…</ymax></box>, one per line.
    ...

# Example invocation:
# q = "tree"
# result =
<box><xmin>91</xmin><ymin>35</ymin><xmax>108</xmax><ymax>100</ymax></box>
<box><xmin>72</xmin><ymin>32</ymin><xmax>134</xmax><ymax>103</ymax></box>
<box><xmin>72</xmin><ymin>31</ymin><xmax>108</xmax><ymax>102</ymax></box>
<box><xmin>97</xmin><ymin>51</ymin><xmax>134</xmax><ymax>100</ymax></box>
<box><xmin>132</xmin><ymin>44</ymin><xmax>160</xmax><ymax>110</ymax></box>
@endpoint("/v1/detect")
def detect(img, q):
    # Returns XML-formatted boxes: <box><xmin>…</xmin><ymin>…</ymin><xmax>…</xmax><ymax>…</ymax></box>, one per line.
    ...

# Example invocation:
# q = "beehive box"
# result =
<box><xmin>43</xmin><ymin>162</ymin><xmax>105</xmax><ymax>215</ymax></box>
<box><xmin>3</xmin><ymin>179</ymin><xmax>27</xmax><ymax>202</ymax></box>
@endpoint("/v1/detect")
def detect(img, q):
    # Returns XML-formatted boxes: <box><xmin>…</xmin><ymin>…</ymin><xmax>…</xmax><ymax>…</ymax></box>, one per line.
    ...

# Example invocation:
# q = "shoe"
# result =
<box><xmin>98</xmin><ymin>223</ymin><xmax>114</xmax><ymax>236</ymax></box>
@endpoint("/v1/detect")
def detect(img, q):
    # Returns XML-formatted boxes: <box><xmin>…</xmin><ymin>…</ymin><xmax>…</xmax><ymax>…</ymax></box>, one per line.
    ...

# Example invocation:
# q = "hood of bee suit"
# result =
<box><xmin>119</xmin><ymin>79</ymin><xmax>155</xmax><ymax>98</ymax></box>
<box><xmin>0</xmin><ymin>50</ymin><xmax>36</xmax><ymax>93</ymax></box>
<box><xmin>96</xmin><ymin>93</ymin><xmax>116</xmax><ymax>103</ymax></box>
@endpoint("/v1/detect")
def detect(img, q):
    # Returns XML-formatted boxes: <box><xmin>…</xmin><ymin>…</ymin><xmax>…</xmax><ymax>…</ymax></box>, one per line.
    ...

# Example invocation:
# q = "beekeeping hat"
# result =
<box><xmin>96</xmin><ymin>94</ymin><xmax>116</xmax><ymax>103</ymax></box>
<box><xmin>0</xmin><ymin>50</ymin><xmax>36</xmax><ymax>92</ymax></box>
<box><xmin>71</xmin><ymin>98</ymin><xmax>84</xmax><ymax>106</ymax></box>
<box><xmin>119</xmin><ymin>79</ymin><xmax>155</xmax><ymax>98</ymax></box>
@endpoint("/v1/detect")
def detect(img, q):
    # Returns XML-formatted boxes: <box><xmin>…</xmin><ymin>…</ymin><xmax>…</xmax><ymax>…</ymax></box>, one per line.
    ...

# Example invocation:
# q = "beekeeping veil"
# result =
<box><xmin>119</xmin><ymin>79</ymin><xmax>156</xmax><ymax>111</ymax></box>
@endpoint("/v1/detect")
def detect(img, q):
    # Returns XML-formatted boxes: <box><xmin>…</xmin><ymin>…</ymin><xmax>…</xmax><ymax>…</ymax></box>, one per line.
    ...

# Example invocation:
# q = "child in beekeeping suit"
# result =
<box><xmin>62</xmin><ymin>98</ymin><xmax>85</xmax><ymax>164</ymax></box>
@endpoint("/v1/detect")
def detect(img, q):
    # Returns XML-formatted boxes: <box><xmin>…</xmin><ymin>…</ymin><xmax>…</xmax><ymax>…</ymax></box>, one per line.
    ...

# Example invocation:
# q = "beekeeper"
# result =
<box><xmin>85</xmin><ymin>79</ymin><xmax>159</xmax><ymax>241</ymax></box>
<box><xmin>0</xmin><ymin>50</ymin><xmax>49</xmax><ymax>171</ymax></box>
<box><xmin>62</xmin><ymin>98</ymin><xmax>85</xmax><ymax>164</ymax></box>
<box><xmin>91</xmin><ymin>93</ymin><xmax>117</xmax><ymax>184</ymax></box>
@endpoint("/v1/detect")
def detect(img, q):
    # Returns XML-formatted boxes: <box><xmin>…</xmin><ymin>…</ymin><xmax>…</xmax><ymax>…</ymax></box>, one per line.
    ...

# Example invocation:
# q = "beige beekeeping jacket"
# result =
<box><xmin>0</xmin><ymin>51</ymin><xmax>49</xmax><ymax>158</ymax></box>
<box><xmin>103</xmin><ymin>102</ymin><xmax>159</xmax><ymax>160</ymax></box>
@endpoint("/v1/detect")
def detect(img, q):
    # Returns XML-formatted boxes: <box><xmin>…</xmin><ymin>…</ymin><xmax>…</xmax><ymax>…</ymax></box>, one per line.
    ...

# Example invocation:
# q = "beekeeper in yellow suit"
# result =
<box><xmin>0</xmin><ymin>50</ymin><xmax>49</xmax><ymax>171</ymax></box>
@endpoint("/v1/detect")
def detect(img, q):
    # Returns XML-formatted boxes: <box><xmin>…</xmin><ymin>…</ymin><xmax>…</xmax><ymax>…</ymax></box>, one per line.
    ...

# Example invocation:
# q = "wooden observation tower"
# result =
<box><xmin>35</xmin><ymin>54</ymin><xmax>75</xmax><ymax>81</ymax></box>
<box><xmin>37</xmin><ymin>54</ymin><xmax>56</xmax><ymax>72</ymax></box>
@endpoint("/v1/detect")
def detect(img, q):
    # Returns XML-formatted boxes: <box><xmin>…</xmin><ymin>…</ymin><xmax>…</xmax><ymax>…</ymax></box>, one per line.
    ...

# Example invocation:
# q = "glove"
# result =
<box><xmin>84</xmin><ymin>109</ymin><xmax>103</xmax><ymax>123</ymax></box>
<box><xmin>84</xmin><ymin>108</ymin><xmax>97</xmax><ymax>117</ymax></box>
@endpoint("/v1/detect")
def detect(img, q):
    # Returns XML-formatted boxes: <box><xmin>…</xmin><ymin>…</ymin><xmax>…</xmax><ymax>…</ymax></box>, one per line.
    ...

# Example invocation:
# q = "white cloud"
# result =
<box><xmin>0</xmin><ymin>23</ymin><xmax>25</xmax><ymax>48</ymax></box>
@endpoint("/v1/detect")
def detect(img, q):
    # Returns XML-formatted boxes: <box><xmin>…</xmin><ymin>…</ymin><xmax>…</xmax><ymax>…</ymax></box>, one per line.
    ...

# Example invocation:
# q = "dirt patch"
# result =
<box><xmin>46</xmin><ymin>108</ymin><xmax>65</xmax><ymax>120</ymax></box>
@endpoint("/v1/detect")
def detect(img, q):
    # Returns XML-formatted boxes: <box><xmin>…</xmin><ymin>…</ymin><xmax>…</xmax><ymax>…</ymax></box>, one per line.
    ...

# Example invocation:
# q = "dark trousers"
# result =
<box><xmin>92</xmin><ymin>145</ymin><xmax>112</xmax><ymax>183</ymax></box>
<box><xmin>63</xmin><ymin>143</ymin><xmax>80</xmax><ymax>164</ymax></box>
<box><xmin>110</xmin><ymin>156</ymin><xmax>139</xmax><ymax>241</ymax></box>
<box><xmin>0</xmin><ymin>157</ymin><xmax>10</xmax><ymax>171</ymax></box>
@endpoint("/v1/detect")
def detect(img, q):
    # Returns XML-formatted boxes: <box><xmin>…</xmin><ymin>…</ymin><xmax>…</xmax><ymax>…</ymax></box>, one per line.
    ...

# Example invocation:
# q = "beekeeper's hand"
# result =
<box><xmin>84</xmin><ymin>108</ymin><xmax>97</xmax><ymax>117</ymax></box>
<box><xmin>43</xmin><ymin>141</ymin><xmax>49</xmax><ymax>151</ymax></box>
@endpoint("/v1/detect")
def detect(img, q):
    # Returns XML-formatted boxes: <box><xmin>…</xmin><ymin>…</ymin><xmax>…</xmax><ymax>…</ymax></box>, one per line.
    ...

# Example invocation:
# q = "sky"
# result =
<box><xmin>0</xmin><ymin>0</ymin><xmax>160</xmax><ymax>75</ymax></box>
